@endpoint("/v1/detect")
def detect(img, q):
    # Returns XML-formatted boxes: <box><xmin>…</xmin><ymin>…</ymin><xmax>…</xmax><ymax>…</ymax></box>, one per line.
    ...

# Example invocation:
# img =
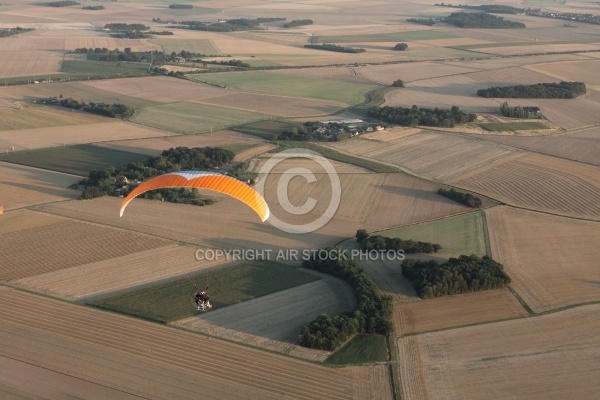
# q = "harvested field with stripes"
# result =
<box><xmin>454</xmin><ymin>153</ymin><xmax>600</xmax><ymax>219</ymax></box>
<box><xmin>0</xmin><ymin>106</ymin><xmax>107</xmax><ymax>132</ymax></box>
<box><xmin>0</xmin><ymin>288</ymin><xmax>394</xmax><ymax>399</ymax></box>
<box><xmin>356</xmin><ymin>62</ymin><xmax>479</xmax><ymax>85</ymax></box>
<box><xmin>486</xmin><ymin>206</ymin><xmax>600</xmax><ymax>312</ymax></box>
<box><xmin>527</xmin><ymin>90</ymin><xmax>600</xmax><ymax>130</ymax></box>
<box><xmin>0</xmin><ymin>217</ymin><xmax>170</xmax><ymax>282</ymax></box>
<box><xmin>393</xmin><ymin>289</ymin><xmax>527</xmax><ymax>335</ymax></box>
<box><xmin>329</xmin><ymin>131</ymin><xmax>520</xmax><ymax>182</ymax></box>
<box><xmin>173</xmin><ymin>277</ymin><xmax>355</xmax><ymax>361</ymax></box>
<box><xmin>8</xmin><ymin>245</ymin><xmax>230</xmax><ymax>302</ymax></box>
<box><xmin>0</xmin><ymin>50</ymin><xmax>63</xmax><ymax>78</ymax></box>
<box><xmin>483</xmin><ymin>132</ymin><xmax>600</xmax><ymax>166</ymax></box>
<box><xmin>0</xmin><ymin>162</ymin><xmax>78</xmax><ymax>210</ymax></box>
<box><xmin>525</xmin><ymin>60</ymin><xmax>600</xmax><ymax>91</ymax></box>
<box><xmin>466</xmin><ymin>66</ymin><xmax>557</xmax><ymax>86</ymax></box>
<box><xmin>398</xmin><ymin>304</ymin><xmax>600</xmax><ymax>400</ymax></box>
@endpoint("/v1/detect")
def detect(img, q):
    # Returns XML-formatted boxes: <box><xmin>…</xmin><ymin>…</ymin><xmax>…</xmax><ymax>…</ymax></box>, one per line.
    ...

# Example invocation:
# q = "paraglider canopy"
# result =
<box><xmin>119</xmin><ymin>171</ymin><xmax>270</xmax><ymax>222</ymax></box>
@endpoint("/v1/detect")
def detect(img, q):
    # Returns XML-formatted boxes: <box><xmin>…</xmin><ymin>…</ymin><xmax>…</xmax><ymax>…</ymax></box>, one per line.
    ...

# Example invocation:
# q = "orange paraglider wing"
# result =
<box><xmin>119</xmin><ymin>171</ymin><xmax>270</xmax><ymax>222</ymax></box>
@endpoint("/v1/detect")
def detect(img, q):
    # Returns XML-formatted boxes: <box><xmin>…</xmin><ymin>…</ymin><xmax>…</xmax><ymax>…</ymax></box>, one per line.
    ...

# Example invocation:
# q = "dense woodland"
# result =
<box><xmin>179</xmin><ymin>18</ymin><xmax>284</xmax><ymax>32</ymax></box>
<box><xmin>304</xmin><ymin>44</ymin><xmax>366</xmax><ymax>53</ymax></box>
<box><xmin>402</xmin><ymin>255</ymin><xmax>512</xmax><ymax>299</ymax></box>
<box><xmin>368</xmin><ymin>105</ymin><xmax>477</xmax><ymax>128</ymax></box>
<box><xmin>0</xmin><ymin>27</ymin><xmax>34</xmax><ymax>38</ymax></box>
<box><xmin>478</xmin><ymin>82</ymin><xmax>586</xmax><ymax>99</ymax></box>
<box><xmin>443</xmin><ymin>12</ymin><xmax>526</xmax><ymax>28</ymax></box>
<box><xmin>59</xmin><ymin>97</ymin><xmax>134</xmax><ymax>119</ymax></box>
<box><xmin>298</xmin><ymin>249</ymin><xmax>393</xmax><ymax>350</ymax></box>
<box><xmin>500</xmin><ymin>102</ymin><xmax>542</xmax><ymax>119</ymax></box>
<box><xmin>285</xmin><ymin>19</ymin><xmax>313</xmax><ymax>28</ymax></box>
<box><xmin>79</xmin><ymin>147</ymin><xmax>235</xmax><ymax>202</ymax></box>
<box><xmin>406</xmin><ymin>18</ymin><xmax>435</xmax><ymax>26</ymax></box>
<box><xmin>438</xmin><ymin>188</ymin><xmax>482</xmax><ymax>208</ymax></box>
<box><xmin>356</xmin><ymin>230</ymin><xmax>442</xmax><ymax>254</ymax></box>
<box><xmin>104</xmin><ymin>23</ymin><xmax>149</xmax><ymax>31</ymax></box>
<box><xmin>48</xmin><ymin>1</ymin><xmax>79</xmax><ymax>7</ymax></box>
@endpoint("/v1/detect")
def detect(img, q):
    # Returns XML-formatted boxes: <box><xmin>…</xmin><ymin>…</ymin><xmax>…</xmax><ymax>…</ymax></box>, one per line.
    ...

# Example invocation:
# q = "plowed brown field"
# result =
<box><xmin>454</xmin><ymin>153</ymin><xmax>600</xmax><ymax>219</ymax></box>
<box><xmin>0</xmin><ymin>288</ymin><xmax>394</xmax><ymax>399</ymax></box>
<box><xmin>486</xmin><ymin>206</ymin><xmax>600</xmax><ymax>312</ymax></box>
<box><xmin>398</xmin><ymin>304</ymin><xmax>600</xmax><ymax>400</ymax></box>
<box><xmin>393</xmin><ymin>289</ymin><xmax>527</xmax><ymax>335</ymax></box>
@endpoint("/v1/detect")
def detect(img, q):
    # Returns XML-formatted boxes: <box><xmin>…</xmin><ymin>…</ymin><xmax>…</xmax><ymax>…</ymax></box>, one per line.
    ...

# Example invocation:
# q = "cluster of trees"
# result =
<box><xmin>105</xmin><ymin>23</ymin><xmax>149</xmax><ymax>31</ymax></box>
<box><xmin>356</xmin><ymin>230</ymin><xmax>442</xmax><ymax>254</ymax></box>
<box><xmin>401</xmin><ymin>255</ymin><xmax>512</xmax><ymax>299</ymax></box>
<box><xmin>438</xmin><ymin>188</ymin><xmax>482</xmax><ymax>208</ymax></box>
<box><xmin>298</xmin><ymin>249</ymin><xmax>393</xmax><ymax>350</ymax></box>
<box><xmin>478</xmin><ymin>82</ymin><xmax>586</xmax><ymax>99</ymax></box>
<box><xmin>0</xmin><ymin>27</ymin><xmax>34</xmax><ymax>38</ymax></box>
<box><xmin>169</xmin><ymin>4</ymin><xmax>192</xmax><ymax>9</ymax></box>
<box><xmin>500</xmin><ymin>102</ymin><xmax>542</xmax><ymax>119</ymax></box>
<box><xmin>83</xmin><ymin>5</ymin><xmax>104</xmax><ymax>10</ymax></box>
<box><xmin>393</xmin><ymin>43</ymin><xmax>408</xmax><ymax>51</ymax></box>
<box><xmin>203</xmin><ymin>59</ymin><xmax>250</xmax><ymax>68</ymax></box>
<box><xmin>368</xmin><ymin>105</ymin><xmax>477</xmax><ymax>128</ymax></box>
<box><xmin>79</xmin><ymin>147</ymin><xmax>235</xmax><ymax>201</ymax></box>
<box><xmin>392</xmin><ymin>79</ymin><xmax>404</xmax><ymax>87</ymax></box>
<box><xmin>304</xmin><ymin>44</ymin><xmax>366</xmax><ymax>53</ymax></box>
<box><xmin>284</xmin><ymin>19</ymin><xmax>313</xmax><ymax>28</ymax></box>
<box><xmin>406</xmin><ymin>18</ymin><xmax>435</xmax><ymax>26</ymax></box>
<box><xmin>181</xmin><ymin>18</ymin><xmax>283</xmax><ymax>32</ymax></box>
<box><xmin>443</xmin><ymin>12</ymin><xmax>526</xmax><ymax>28</ymax></box>
<box><xmin>48</xmin><ymin>1</ymin><xmax>79</xmax><ymax>7</ymax></box>
<box><xmin>149</xmin><ymin>30</ymin><xmax>173</xmax><ymax>35</ymax></box>
<box><xmin>59</xmin><ymin>98</ymin><xmax>134</xmax><ymax>118</ymax></box>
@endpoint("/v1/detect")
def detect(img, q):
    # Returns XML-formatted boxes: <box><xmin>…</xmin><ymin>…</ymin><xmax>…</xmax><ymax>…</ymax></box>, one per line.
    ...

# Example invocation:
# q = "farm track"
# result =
<box><xmin>0</xmin><ymin>287</ymin><xmax>388</xmax><ymax>400</ymax></box>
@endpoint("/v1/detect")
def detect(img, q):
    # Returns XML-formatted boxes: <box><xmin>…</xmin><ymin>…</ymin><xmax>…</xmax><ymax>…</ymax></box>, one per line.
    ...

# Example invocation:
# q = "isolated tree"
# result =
<box><xmin>392</xmin><ymin>79</ymin><xmax>404</xmax><ymax>87</ymax></box>
<box><xmin>394</xmin><ymin>43</ymin><xmax>408</xmax><ymax>51</ymax></box>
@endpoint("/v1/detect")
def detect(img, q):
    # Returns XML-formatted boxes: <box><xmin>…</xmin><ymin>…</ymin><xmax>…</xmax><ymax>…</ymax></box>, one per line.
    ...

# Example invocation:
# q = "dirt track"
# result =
<box><xmin>0</xmin><ymin>287</ymin><xmax>393</xmax><ymax>400</ymax></box>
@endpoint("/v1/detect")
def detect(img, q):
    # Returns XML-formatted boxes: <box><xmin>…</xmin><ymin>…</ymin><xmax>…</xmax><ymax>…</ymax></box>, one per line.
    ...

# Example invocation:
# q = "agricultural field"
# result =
<box><xmin>95</xmin><ymin>129</ymin><xmax>265</xmax><ymax>156</ymax></box>
<box><xmin>356</xmin><ymin>62</ymin><xmax>480</xmax><ymax>86</ymax></box>
<box><xmin>192</xmin><ymin>92</ymin><xmax>347</xmax><ymax>117</ymax></box>
<box><xmin>173</xmin><ymin>276</ymin><xmax>355</xmax><ymax>361</ymax></box>
<box><xmin>480</xmin><ymin>121</ymin><xmax>549</xmax><ymax>131</ymax></box>
<box><xmin>0</xmin><ymin>162</ymin><xmax>79</xmax><ymax>210</ymax></box>
<box><xmin>0</xmin><ymin>106</ymin><xmax>107</xmax><ymax>132</ymax></box>
<box><xmin>81</xmin><ymin>76</ymin><xmax>229</xmax><ymax>104</ymax></box>
<box><xmin>482</xmin><ymin>131</ymin><xmax>600</xmax><ymax>165</ymax></box>
<box><xmin>525</xmin><ymin>59</ymin><xmax>600</xmax><ymax>91</ymax></box>
<box><xmin>8</xmin><ymin>245</ymin><xmax>234</xmax><ymax>302</ymax></box>
<box><xmin>90</xmin><ymin>262</ymin><xmax>320</xmax><ymax>323</ymax></box>
<box><xmin>189</xmin><ymin>70</ymin><xmax>382</xmax><ymax>104</ymax></box>
<box><xmin>376</xmin><ymin>211</ymin><xmax>488</xmax><ymax>257</ymax></box>
<box><xmin>0</xmin><ymin>217</ymin><xmax>170</xmax><ymax>282</ymax></box>
<box><xmin>486</xmin><ymin>206</ymin><xmax>600</xmax><ymax>312</ymax></box>
<box><xmin>326</xmin><ymin>334</ymin><xmax>388</xmax><ymax>365</ymax></box>
<box><xmin>328</xmin><ymin>130</ymin><xmax>521</xmax><ymax>182</ymax></box>
<box><xmin>398</xmin><ymin>305</ymin><xmax>600</xmax><ymax>400</ymax></box>
<box><xmin>150</xmin><ymin>38</ymin><xmax>218</xmax><ymax>55</ymax></box>
<box><xmin>0</xmin><ymin>50</ymin><xmax>63</xmax><ymax>78</ymax></box>
<box><xmin>313</xmin><ymin>30</ymin><xmax>456</xmax><ymax>44</ymax></box>
<box><xmin>394</xmin><ymin>288</ymin><xmax>528</xmax><ymax>335</ymax></box>
<box><xmin>271</xmin><ymin>66</ymin><xmax>375</xmax><ymax>84</ymax></box>
<box><xmin>131</xmin><ymin>101</ymin><xmax>272</xmax><ymax>134</ymax></box>
<box><xmin>0</xmin><ymin>144</ymin><xmax>151</xmax><ymax>176</ymax></box>
<box><xmin>0</xmin><ymin>121</ymin><xmax>167</xmax><ymax>151</ymax></box>
<box><xmin>466</xmin><ymin>66</ymin><xmax>557</xmax><ymax>86</ymax></box>
<box><xmin>62</xmin><ymin>60</ymin><xmax>150</xmax><ymax>77</ymax></box>
<box><xmin>454</xmin><ymin>153</ymin><xmax>600</xmax><ymax>220</ymax></box>
<box><xmin>0</xmin><ymin>288</ymin><xmax>394</xmax><ymax>400</ymax></box>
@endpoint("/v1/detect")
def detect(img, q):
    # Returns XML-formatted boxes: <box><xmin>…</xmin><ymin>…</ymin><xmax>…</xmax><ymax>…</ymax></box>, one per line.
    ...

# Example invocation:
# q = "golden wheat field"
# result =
<box><xmin>398</xmin><ymin>304</ymin><xmax>600</xmax><ymax>400</ymax></box>
<box><xmin>486</xmin><ymin>206</ymin><xmax>600</xmax><ymax>312</ymax></box>
<box><xmin>454</xmin><ymin>153</ymin><xmax>600</xmax><ymax>220</ymax></box>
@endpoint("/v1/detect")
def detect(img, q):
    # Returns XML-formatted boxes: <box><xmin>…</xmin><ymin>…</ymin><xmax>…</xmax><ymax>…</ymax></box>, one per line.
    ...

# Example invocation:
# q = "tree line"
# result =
<box><xmin>444</xmin><ymin>12</ymin><xmax>526</xmax><ymax>28</ymax></box>
<box><xmin>79</xmin><ymin>147</ymin><xmax>235</xmax><ymax>201</ymax></box>
<box><xmin>438</xmin><ymin>188</ymin><xmax>482</xmax><ymax>208</ymax></box>
<box><xmin>368</xmin><ymin>105</ymin><xmax>477</xmax><ymax>128</ymax></box>
<box><xmin>402</xmin><ymin>255</ymin><xmax>511</xmax><ymax>299</ymax></box>
<box><xmin>104</xmin><ymin>23</ymin><xmax>149</xmax><ymax>31</ymax></box>
<box><xmin>0</xmin><ymin>27</ymin><xmax>34</xmax><ymax>38</ymax></box>
<box><xmin>284</xmin><ymin>19</ymin><xmax>313</xmax><ymax>28</ymax></box>
<box><xmin>169</xmin><ymin>4</ymin><xmax>193</xmax><ymax>9</ymax></box>
<box><xmin>298</xmin><ymin>249</ymin><xmax>393</xmax><ymax>351</ymax></box>
<box><xmin>48</xmin><ymin>1</ymin><xmax>79</xmax><ymax>7</ymax></box>
<box><xmin>356</xmin><ymin>229</ymin><xmax>442</xmax><ymax>253</ymax></box>
<box><xmin>304</xmin><ymin>44</ymin><xmax>366</xmax><ymax>53</ymax></box>
<box><xmin>83</xmin><ymin>5</ymin><xmax>104</xmax><ymax>10</ymax></box>
<box><xmin>179</xmin><ymin>18</ymin><xmax>284</xmax><ymax>32</ymax></box>
<box><xmin>406</xmin><ymin>18</ymin><xmax>435</xmax><ymax>26</ymax></box>
<box><xmin>478</xmin><ymin>82</ymin><xmax>586</xmax><ymax>99</ymax></box>
<box><xmin>500</xmin><ymin>101</ymin><xmax>542</xmax><ymax>119</ymax></box>
<box><xmin>59</xmin><ymin>97</ymin><xmax>134</xmax><ymax>119</ymax></box>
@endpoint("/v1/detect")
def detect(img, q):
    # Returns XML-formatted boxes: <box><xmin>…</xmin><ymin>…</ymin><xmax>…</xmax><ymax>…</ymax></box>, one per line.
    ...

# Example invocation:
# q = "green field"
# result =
<box><xmin>189</xmin><ymin>71</ymin><xmax>381</xmax><ymax>104</ymax></box>
<box><xmin>315</xmin><ymin>30</ymin><xmax>456</xmax><ymax>44</ymax></box>
<box><xmin>481</xmin><ymin>122</ymin><xmax>549</xmax><ymax>131</ymax></box>
<box><xmin>90</xmin><ymin>262</ymin><xmax>320</xmax><ymax>323</ymax></box>
<box><xmin>377</xmin><ymin>210</ymin><xmax>488</xmax><ymax>256</ymax></box>
<box><xmin>131</xmin><ymin>102</ymin><xmax>272</xmax><ymax>134</ymax></box>
<box><xmin>234</xmin><ymin>120</ymin><xmax>302</xmax><ymax>140</ymax></box>
<box><xmin>326</xmin><ymin>334</ymin><xmax>388</xmax><ymax>365</ymax></box>
<box><xmin>162</xmin><ymin>6</ymin><xmax>218</xmax><ymax>16</ymax></box>
<box><xmin>0</xmin><ymin>144</ymin><xmax>150</xmax><ymax>176</ymax></box>
<box><xmin>150</xmin><ymin>38</ymin><xmax>218</xmax><ymax>55</ymax></box>
<box><xmin>62</xmin><ymin>60</ymin><xmax>150</xmax><ymax>76</ymax></box>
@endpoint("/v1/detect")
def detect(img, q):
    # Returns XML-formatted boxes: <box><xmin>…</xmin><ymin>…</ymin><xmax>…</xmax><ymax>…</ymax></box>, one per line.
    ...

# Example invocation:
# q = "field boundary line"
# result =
<box><xmin>480</xmin><ymin>208</ymin><xmax>493</xmax><ymax>257</ymax></box>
